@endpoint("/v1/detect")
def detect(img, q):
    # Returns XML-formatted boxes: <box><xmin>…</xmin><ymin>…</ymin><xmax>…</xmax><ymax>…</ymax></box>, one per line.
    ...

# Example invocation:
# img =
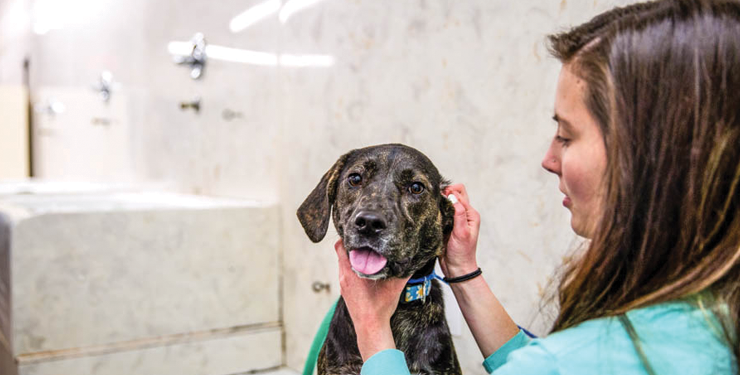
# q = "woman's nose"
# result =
<box><xmin>542</xmin><ymin>144</ymin><xmax>560</xmax><ymax>174</ymax></box>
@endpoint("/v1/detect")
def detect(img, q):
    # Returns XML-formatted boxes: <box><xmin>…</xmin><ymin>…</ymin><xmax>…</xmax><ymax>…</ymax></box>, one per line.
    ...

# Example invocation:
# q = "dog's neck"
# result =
<box><xmin>400</xmin><ymin>258</ymin><xmax>439</xmax><ymax>304</ymax></box>
<box><xmin>410</xmin><ymin>258</ymin><xmax>437</xmax><ymax>280</ymax></box>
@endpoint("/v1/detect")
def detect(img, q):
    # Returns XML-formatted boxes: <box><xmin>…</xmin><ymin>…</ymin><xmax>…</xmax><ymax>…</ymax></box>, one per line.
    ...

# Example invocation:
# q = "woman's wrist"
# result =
<box><xmin>356</xmin><ymin>321</ymin><xmax>396</xmax><ymax>361</ymax></box>
<box><xmin>444</xmin><ymin>263</ymin><xmax>480</xmax><ymax>279</ymax></box>
<box><xmin>448</xmin><ymin>269</ymin><xmax>487</xmax><ymax>295</ymax></box>
<box><xmin>446</xmin><ymin>274</ymin><xmax>519</xmax><ymax>357</ymax></box>
<box><xmin>444</xmin><ymin>267</ymin><xmax>482</xmax><ymax>284</ymax></box>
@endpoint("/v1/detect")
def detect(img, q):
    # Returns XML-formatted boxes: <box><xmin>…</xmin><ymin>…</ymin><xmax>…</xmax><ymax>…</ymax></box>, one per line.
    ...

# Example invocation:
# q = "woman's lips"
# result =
<box><xmin>563</xmin><ymin>195</ymin><xmax>572</xmax><ymax>207</ymax></box>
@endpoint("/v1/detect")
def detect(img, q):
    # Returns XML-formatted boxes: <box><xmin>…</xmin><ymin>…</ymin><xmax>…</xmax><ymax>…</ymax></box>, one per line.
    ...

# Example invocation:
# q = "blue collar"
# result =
<box><xmin>403</xmin><ymin>270</ymin><xmax>445</xmax><ymax>303</ymax></box>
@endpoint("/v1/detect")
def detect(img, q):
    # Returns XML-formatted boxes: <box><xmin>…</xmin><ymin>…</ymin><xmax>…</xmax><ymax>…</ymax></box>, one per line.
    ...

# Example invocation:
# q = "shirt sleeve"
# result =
<box><xmin>483</xmin><ymin>330</ymin><xmax>532</xmax><ymax>373</ymax></box>
<box><xmin>483</xmin><ymin>330</ymin><xmax>560</xmax><ymax>375</ymax></box>
<box><xmin>360</xmin><ymin>349</ymin><xmax>411</xmax><ymax>375</ymax></box>
<box><xmin>361</xmin><ymin>332</ymin><xmax>559</xmax><ymax>375</ymax></box>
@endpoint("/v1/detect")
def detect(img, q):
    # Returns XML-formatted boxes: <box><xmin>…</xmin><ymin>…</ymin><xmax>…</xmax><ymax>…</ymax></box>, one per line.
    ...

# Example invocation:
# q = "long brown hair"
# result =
<box><xmin>547</xmin><ymin>0</ymin><xmax>740</xmax><ymax>367</ymax></box>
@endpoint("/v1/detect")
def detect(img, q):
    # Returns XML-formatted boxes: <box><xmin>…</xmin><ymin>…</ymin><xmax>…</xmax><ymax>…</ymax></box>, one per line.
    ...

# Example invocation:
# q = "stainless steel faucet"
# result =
<box><xmin>173</xmin><ymin>33</ymin><xmax>207</xmax><ymax>80</ymax></box>
<box><xmin>92</xmin><ymin>70</ymin><xmax>116</xmax><ymax>102</ymax></box>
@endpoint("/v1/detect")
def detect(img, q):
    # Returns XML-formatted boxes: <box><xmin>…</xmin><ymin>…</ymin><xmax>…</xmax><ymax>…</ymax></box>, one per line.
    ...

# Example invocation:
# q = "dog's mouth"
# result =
<box><xmin>349</xmin><ymin>246</ymin><xmax>388</xmax><ymax>277</ymax></box>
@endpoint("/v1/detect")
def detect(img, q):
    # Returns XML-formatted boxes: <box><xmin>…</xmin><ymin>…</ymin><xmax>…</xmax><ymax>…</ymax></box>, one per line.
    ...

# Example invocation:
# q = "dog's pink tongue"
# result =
<box><xmin>349</xmin><ymin>249</ymin><xmax>388</xmax><ymax>275</ymax></box>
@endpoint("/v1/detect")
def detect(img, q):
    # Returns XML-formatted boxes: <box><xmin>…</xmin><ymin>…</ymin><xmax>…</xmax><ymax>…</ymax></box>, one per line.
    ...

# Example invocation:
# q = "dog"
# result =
<box><xmin>297</xmin><ymin>143</ymin><xmax>462</xmax><ymax>375</ymax></box>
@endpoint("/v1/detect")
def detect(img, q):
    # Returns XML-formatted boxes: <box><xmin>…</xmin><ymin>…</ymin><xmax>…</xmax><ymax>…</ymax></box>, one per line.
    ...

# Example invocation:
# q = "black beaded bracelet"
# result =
<box><xmin>443</xmin><ymin>268</ymin><xmax>482</xmax><ymax>284</ymax></box>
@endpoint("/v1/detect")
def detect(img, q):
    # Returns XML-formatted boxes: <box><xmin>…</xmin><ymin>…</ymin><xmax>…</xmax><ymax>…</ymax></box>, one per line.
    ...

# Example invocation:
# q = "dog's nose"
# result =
<box><xmin>354</xmin><ymin>211</ymin><xmax>387</xmax><ymax>235</ymax></box>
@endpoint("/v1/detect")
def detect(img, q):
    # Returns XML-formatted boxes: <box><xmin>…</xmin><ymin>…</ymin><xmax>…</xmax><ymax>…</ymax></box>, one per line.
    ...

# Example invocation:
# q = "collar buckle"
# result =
<box><xmin>403</xmin><ymin>270</ymin><xmax>444</xmax><ymax>303</ymax></box>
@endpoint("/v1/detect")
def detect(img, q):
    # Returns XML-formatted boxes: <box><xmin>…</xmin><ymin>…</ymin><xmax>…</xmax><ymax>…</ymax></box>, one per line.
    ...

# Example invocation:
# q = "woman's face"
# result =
<box><xmin>542</xmin><ymin>64</ymin><xmax>607</xmax><ymax>238</ymax></box>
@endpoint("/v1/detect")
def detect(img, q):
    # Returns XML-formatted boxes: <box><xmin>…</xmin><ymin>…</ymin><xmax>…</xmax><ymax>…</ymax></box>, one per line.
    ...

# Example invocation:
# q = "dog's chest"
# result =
<box><xmin>388</xmin><ymin>291</ymin><xmax>459</xmax><ymax>373</ymax></box>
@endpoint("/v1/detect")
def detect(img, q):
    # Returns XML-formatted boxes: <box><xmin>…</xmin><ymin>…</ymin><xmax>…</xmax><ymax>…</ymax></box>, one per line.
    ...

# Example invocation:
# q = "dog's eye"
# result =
<box><xmin>409</xmin><ymin>182</ymin><xmax>425</xmax><ymax>195</ymax></box>
<box><xmin>348</xmin><ymin>174</ymin><xmax>362</xmax><ymax>187</ymax></box>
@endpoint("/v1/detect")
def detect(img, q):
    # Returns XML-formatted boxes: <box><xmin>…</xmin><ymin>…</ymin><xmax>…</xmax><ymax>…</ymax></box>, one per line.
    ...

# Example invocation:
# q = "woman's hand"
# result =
<box><xmin>441</xmin><ymin>184</ymin><xmax>481</xmax><ymax>278</ymax></box>
<box><xmin>440</xmin><ymin>184</ymin><xmax>520</xmax><ymax>357</ymax></box>
<box><xmin>335</xmin><ymin>239</ymin><xmax>411</xmax><ymax>361</ymax></box>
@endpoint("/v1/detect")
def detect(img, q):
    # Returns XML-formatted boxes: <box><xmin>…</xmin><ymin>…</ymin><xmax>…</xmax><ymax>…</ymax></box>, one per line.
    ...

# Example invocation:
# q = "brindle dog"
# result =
<box><xmin>297</xmin><ymin>144</ymin><xmax>462</xmax><ymax>375</ymax></box>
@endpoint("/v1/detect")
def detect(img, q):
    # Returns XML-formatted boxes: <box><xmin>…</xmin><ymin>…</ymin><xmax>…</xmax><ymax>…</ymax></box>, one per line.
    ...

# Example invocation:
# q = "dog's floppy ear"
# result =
<box><xmin>297</xmin><ymin>153</ymin><xmax>350</xmax><ymax>243</ymax></box>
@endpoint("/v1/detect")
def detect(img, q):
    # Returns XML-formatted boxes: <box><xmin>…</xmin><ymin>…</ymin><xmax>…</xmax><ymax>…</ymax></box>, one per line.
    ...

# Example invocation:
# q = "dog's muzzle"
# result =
<box><xmin>346</xmin><ymin>210</ymin><xmax>392</xmax><ymax>276</ymax></box>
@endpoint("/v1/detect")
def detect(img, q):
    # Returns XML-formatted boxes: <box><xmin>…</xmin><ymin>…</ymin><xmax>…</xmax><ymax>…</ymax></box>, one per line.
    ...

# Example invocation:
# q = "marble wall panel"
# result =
<box><xmin>26</xmin><ymin>0</ymin><xmax>149</xmax><ymax>183</ymax></box>
<box><xmin>27</xmin><ymin>0</ymin><xmax>148</xmax><ymax>88</ymax></box>
<box><xmin>32</xmin><ymin>87</ymin><xmax>134</xmax><ymax>182</ymax></box>
<box><xmin>134</xmin><ymin>0</ymin><xmax>283</xmax><ymax>200</ymax></box>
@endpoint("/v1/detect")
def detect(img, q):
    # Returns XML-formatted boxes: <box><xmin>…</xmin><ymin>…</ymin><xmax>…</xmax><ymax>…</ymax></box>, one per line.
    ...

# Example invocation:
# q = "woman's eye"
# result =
<box><xmin>409</xmin><ymin>182</ymin><xmax>425</xmax><ymax>195</ymax></box>
<box><xmin>555</xmin><ymin>135</ymin><xmax>571</xmax><ymax>146</ymax></box>
<box><xmin>348</xmin><ymin>174</ymin><xmax>362</xmax><ymax>187</ymax></box>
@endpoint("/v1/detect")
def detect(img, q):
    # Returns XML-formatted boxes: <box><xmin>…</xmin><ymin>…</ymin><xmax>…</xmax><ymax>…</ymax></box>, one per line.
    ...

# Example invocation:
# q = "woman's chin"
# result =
<box><xmin>570</xmin><ymin>216</ymin><xmax>596</xmax><ymax>239</ymax></box>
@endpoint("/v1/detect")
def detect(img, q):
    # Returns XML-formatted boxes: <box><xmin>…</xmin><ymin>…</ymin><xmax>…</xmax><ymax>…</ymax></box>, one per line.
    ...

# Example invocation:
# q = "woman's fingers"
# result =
<box><xmin>440</xmin><ymin>184</ymin><xmax>481</xmax><ymax>277</ymax></box>
<box><xmin>335</xmin><ymin>239</ymin><xmax>347</xmax><ymax>263</ymax></box>
<box><xmin>445</xmin><ymin>184</ymin><xmax>476</xmax><ymax>216</ymax></box>
<box><xmin>444</xmin><ymin>185</ymin><xmax>480</xmax><ymax>239</ymax></box>
<box><xmin>451</xmin><ymin>197</ymin><xmax>472</xmax><ymax>239</ymax></box>
<box><xmin>445</xmin><ymin>183</ymin><xmax>470</xmax><ymax>204</ymax></box>
<box><xmin>335</xmin><ymin>239</ymin><xmax>353</xmax><ymax>290</ymax></box>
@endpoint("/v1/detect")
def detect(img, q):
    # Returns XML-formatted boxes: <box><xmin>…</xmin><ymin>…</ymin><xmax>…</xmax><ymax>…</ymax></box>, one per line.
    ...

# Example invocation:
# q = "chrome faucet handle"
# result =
<box><xmin>173</xmin><ymin>33</ymin><xmax>207</xmax><ymax>80</ymax></box>
<box><xmin>34</xmin><ymin>98</ymin><xmax>66</xmax><ymax>116</ymax></box>
<box><xmin>91</xmin><ymin>70</ymin><xmax>118</xmax><ymax>102</ymax></box>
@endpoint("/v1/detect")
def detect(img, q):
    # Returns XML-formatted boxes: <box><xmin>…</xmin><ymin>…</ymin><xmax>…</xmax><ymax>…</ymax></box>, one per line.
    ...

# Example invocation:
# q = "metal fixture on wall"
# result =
<box><xmin>179</xmin><ymin>97</ymin><xmax>201</xmax><ymax>113</ymax></box>
<box><xmin>312</xmin><ymin>281</ymin><xmax>330</xmax><ymax>293</ymax></box>
<box><xmin>33</xmin><ymin>98</ymin><xmax>66</xmax><ymax>116</ymax></box>
<box><xmin>92</xmin><ymin>71</ymin><xmax>117</xmax><ymax>102</ymax></box>
<box><xmin>222</xmin><ymin>108</ymin><xmax>244</xmax><ymax>121</ymax></box>
<box><xmin>173</xmin><ymin>33</ymin><xmax>207</xmax><ymax>80</ymax></box>
<box><xmin>91</xmin><ymin>117</ymin><xmax>112</xmax><ymax>126</ymax></box>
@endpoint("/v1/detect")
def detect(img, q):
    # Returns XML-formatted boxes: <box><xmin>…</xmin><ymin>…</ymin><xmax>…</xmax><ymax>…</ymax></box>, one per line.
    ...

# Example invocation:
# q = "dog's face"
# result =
<box><xmin>297</xmin><ymin>144</ymin><xmax>455</xmax><ymax>279</ymax></box>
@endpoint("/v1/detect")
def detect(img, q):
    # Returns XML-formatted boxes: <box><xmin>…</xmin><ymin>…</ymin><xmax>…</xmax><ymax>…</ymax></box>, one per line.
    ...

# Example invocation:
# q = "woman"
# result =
<box><xmin>335</xmin><ymin>0</ymin><xmax>740</xmax><ymax>373</ymax></box>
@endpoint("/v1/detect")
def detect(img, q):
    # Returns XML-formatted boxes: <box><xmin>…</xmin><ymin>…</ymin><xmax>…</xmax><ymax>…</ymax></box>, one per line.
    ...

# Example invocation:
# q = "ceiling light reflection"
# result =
<box><xmin>167</xmin><ymin>41</ymin><xmax>194</xmax><ymax>56</ymax></box>
<box><xmin>168</xmin><ymin>42</ymin><xmax>334</xmax><ymax>68</ymax></box>
<box><xmin>279</xmin><ymin>53</ymin><xmax>334</xmax><ymax>67</ymax></box>
<box><xmin>229</xmin><ymin>0</ymin><xmax>282</xmax><ymax>33</ymax></box>
<box><xmin>206</xmin><ymin>45</ymin><xmax>279</xmax><ymax>66</ymax></box>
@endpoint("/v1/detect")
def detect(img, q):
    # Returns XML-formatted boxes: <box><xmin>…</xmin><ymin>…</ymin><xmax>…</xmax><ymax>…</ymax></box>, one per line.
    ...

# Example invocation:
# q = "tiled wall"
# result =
<box><xmin>0</xmin><ymin>0</ymin><xmax>638</xmax><ymax>373</ymax></box>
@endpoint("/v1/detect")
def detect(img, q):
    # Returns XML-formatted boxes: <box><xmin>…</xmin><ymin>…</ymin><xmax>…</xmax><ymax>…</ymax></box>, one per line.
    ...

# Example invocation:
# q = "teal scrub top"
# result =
<box><xmin>360</xmin><ymin>300</ymin><xmax>734</xmax><ymax>374</ymax></box>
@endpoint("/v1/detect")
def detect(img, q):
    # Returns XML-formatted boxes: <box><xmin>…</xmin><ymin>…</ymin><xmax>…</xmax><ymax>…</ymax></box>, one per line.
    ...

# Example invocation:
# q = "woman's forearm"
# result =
<box><xmin>450</xmin><ymin>275</ymin><xmax>520</xmax><ymax>358</ymax></box>
<box><xmin>356</xmin><ymin>321</ymin><xmax>397</xmax><ymax>361</ymax></box>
